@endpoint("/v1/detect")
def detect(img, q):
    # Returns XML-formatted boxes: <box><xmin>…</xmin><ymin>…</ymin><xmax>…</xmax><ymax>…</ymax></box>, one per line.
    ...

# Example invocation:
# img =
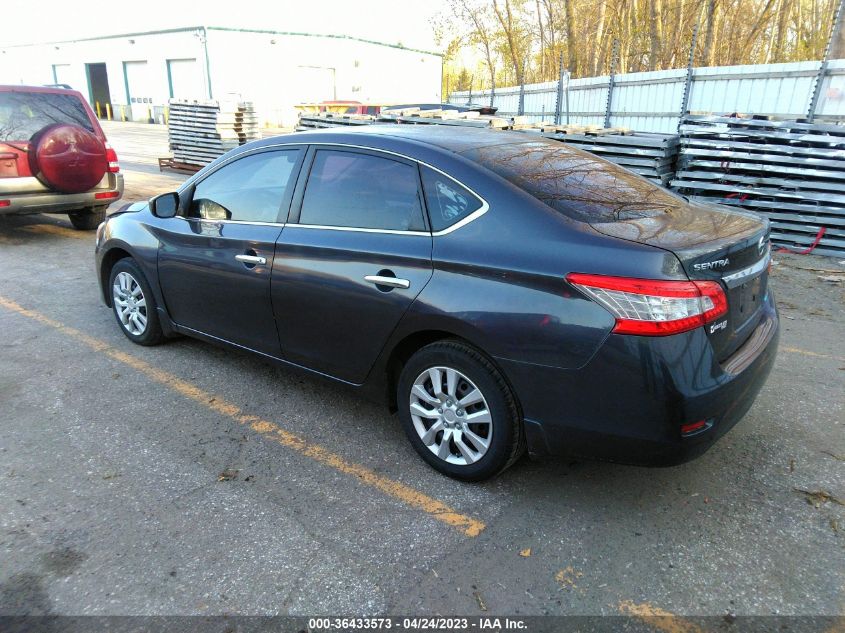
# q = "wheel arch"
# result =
<box><xmin>382</xmin><ymin>328</ymin><xmax>521</xmax><ymax>416</ymax></box>
<box><xmin>99</xmin><ymin>245</ymin><xmax>134</xmax><ymax>307</ymax></box>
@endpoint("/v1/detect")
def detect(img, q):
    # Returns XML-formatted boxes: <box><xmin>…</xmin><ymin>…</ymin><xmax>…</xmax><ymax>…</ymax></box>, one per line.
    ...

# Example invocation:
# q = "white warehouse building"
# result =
<box><xmin>0</xmin><ymin>26</ymin><xmax>443</xmax><ymax>127</ymax></box>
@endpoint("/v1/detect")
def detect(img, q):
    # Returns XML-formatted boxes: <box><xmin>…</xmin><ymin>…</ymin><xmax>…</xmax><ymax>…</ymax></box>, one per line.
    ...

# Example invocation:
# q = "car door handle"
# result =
<box><xmin>364</xmin><ymin>275</ymin><xmax>410</xmax><ymax>289</ymax></box>
<box><xmin>235</xmin><ymin>254</ymin><xmax>267</xmax><ymax>265</ymax></box>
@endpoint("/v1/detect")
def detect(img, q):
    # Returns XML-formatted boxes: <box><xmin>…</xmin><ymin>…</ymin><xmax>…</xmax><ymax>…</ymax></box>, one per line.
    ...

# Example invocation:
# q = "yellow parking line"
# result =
<box><xmin>18</xmin><ymin>224</ymin><xmax>92</xmax><ymax>240</ymax></box>
<box><xmin>618</xmin><ymin>601</ymin><xmax>706</xmax><ymax>633</ymax></box>
<box><xmin>0</xmin><ymin>295</ymin><xmax>486</xmax><ymax>538</ymax></box>
<box><xmin>782</xmin><ymin>346</ymin><xmax>845</xmax><ymax>363</ymax></box>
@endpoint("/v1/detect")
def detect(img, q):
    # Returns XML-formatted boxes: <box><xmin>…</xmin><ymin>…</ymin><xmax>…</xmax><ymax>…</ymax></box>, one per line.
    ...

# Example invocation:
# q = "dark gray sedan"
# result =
<box><xmin>95</xmin><ymin>126</ymin><xmax>778</xmax><ymax>480</ymax></box>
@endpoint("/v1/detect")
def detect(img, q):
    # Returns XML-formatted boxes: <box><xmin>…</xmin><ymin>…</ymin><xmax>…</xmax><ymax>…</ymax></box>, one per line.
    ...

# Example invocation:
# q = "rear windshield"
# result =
<box><xmin>0</xmin><ymin>92</ymin><xmax>94</xmax><ymax>142</ymax></box>
<box><xmin>462</xmin><ymin>140</ymin><xmax>683</xmax><ymax>223</ymax></box>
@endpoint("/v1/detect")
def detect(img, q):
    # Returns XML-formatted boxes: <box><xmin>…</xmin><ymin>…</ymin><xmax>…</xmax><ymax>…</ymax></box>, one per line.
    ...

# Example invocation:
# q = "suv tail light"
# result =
<box><xmin>105</xmin><ymin>142</ymin><xmax>120</xmax><ymax>173</ymax></box>
<box><xmin>566</xmin><ymin>273</ymin><xmax>728</xmax><ymax>336</ymax></box>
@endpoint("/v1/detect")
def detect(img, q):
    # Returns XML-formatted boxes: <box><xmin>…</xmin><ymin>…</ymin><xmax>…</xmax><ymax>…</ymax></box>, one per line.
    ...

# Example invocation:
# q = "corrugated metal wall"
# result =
<box><xmin>450</xmin><ymin>60</ymin><xmax>845</xmax><ymax>131</ymax></box>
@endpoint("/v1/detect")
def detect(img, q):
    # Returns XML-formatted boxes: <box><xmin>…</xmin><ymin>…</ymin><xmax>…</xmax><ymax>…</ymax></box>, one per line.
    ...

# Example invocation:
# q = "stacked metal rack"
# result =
<box><xmin>672</xmin><ymin>114</ymin><xmax>845</xmax><ymax>257</ymax></box>
<box><xmin>167</xmin><ymin>99</ymin><xmax>261</xmax><ymax>168</ymax></box>
<box><xmin>536</xmin><ymin>130</ymin><xmax>679</xmax><ymax>186</ymax></box>
<box><xmin>296</xmin><ymin>113</ymin><xmax>377</xmax><ymax>131</ymax></box>
<box><xmin>378</xmin><ymin>109</ymin><xmax>511</xmax><ymax>129</ymax></box>
<box><xmin>295</xmin><ymin>111</ymin><xmax>678</xmax><ymax>186</ymax></box>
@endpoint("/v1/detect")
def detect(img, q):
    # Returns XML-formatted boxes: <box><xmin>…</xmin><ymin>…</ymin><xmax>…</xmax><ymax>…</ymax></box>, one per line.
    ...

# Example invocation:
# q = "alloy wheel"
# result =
<box><xmin>409</xmin><ymin>366</ymin><xmax>493</xmax><ymax>466</ymax></box>
<box><xmin>112</xmin><ymin>271</ymin><xmax>148</xmax><ymax>336</ymax></box>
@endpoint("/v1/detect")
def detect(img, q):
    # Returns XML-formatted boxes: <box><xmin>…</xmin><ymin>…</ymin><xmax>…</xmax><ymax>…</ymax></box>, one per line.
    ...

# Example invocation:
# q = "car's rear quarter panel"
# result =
<box><xmin>386</xmin><ymin>157</ymin><xmax>688</xmax><ymax>371</ymax></box>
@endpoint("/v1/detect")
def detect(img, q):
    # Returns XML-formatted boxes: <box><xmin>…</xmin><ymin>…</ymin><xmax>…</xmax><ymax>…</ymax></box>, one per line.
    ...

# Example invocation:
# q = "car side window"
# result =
<box><xmin>189</xmin><ymin>149</ymin><xmax>302</xmax><ymax>223</ymax></box>
<box><xmin>420</xmin><ymin>165</ymin><xmax>484</xmax><ymax>232</ymax></box>
<box><xmin>299</xmin><ymin>150</ymin><xmax>426</xmax><ymax>231</ymax></box>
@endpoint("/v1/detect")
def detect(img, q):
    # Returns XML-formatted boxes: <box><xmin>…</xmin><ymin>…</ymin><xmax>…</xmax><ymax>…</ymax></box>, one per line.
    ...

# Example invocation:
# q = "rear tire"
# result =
<box><xmin>108</xmin><ymin>258</ymin><xmax>165</xmax><ymax>346</ymax></box>
<box><xmin>69</xmin><ymin>207</ymin><xmax>106</xmax><ymax>231</ymax></box>
<box><xmin>397</xmin><ymin>340</ymin><xmax>524</xmax><ymax>481</ymax></box>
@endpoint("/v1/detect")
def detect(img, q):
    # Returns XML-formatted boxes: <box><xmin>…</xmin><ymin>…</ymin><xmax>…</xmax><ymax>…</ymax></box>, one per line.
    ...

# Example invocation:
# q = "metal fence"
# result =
<box><xmin>448</xmin><ymin>59</ymin><xmax>845</xmax><ymax>132</ymax></box>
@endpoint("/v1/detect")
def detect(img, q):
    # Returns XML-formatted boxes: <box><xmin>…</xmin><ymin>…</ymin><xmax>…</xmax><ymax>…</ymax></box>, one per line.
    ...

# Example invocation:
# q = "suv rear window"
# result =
<box><xmin>462</xmin><ymin>140</ymin><xmax>682</xmax><ymax>223</ymax></box>
<box><xmin>0</xmin><ymin>92</ymin><xmax>94</xmax><ymax>142</ymax></box>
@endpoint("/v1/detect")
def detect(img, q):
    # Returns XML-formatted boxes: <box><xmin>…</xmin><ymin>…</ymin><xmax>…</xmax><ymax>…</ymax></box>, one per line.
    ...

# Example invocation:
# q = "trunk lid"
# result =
<box><xmin>591</xmin><ymin>200</ymin><xmax>770</xmax><ymax>361</ymax></box>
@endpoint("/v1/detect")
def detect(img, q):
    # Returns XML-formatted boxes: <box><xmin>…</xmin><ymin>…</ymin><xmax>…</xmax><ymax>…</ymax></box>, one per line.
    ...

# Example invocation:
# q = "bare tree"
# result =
<box><xmin>492</xmin><ymin>0</ymin><xmax>530</xmax><ymax>85</ymax></box>
<box><xmin>563</xmin><ymin>0</ymin><xmax>578</xmax><ymax>75</ymax></box>
<box><xmin>437</xmin><ymin>0</ymin><xmax>840</xmax><ymax>91</ymax></box>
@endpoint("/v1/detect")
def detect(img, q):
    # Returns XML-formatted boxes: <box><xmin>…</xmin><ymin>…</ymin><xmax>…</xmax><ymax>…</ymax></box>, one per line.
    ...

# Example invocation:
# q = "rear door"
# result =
<box><xmin>271</xmin><ymin>146</ymin><xmax>433</xmax><ymax>383</ymax></box>
<box><xmin>156</xmin><ymin>147</ymin><xmax>304</xmax><ymax>356</ymax></box>
<box><xmin>0</xmin><ymin>90</ymin><xmax>99</xmax><ymax>178</ymax></box>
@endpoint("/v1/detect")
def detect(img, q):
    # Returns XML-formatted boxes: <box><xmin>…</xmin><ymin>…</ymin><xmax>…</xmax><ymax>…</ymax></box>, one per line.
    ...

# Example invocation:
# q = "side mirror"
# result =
<box><xmin>151</xmin><ymin>192</ymin><xmax>179</xmax><ymax>218</ymax></box>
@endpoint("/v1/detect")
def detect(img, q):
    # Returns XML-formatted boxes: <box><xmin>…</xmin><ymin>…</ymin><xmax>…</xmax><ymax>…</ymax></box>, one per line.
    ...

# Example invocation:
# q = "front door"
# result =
<box><xmin>156</xmin><ymin>148</ymin><xmax>304</xmax><ymax>356</ymax></box>
<box><xmin>272</xmin><ymin>147</ymin><xmax>433</xmax><ymax>383</ymax></box>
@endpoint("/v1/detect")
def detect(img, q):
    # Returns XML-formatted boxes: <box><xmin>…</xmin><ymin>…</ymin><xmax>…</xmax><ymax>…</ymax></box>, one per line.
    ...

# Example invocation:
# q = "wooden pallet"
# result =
<box><xmin>158</xmin><ymin>157</ymin><xmax>202</xmax><ymax>173</ymax></box>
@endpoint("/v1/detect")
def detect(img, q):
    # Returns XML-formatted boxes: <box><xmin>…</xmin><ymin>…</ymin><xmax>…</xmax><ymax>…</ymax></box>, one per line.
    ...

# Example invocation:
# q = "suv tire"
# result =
<box><xmin>69</xmin><ymin>207</ymin><xmax>106</xmax><ymax>231</ymax></box>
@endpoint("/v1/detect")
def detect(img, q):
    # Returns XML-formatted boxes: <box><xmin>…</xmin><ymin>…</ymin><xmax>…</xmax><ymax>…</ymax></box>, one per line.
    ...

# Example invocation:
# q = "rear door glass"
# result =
<box><xmin>462</xmin><ymin>140</ymin><xmax>683</xmax><ymax>223</ymax></box>
<box><xmin>299</xmin><ymin>150</ymin><xmax>426</xmax><ymax>231</ymax></box>
<box><xmin>0</xmin><ymin>92</ymin><xmax>94</xmax><ymax>141</ymax></box>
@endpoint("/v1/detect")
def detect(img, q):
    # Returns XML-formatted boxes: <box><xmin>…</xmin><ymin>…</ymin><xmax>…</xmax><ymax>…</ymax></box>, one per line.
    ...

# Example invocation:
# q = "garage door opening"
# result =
<box><xmin>85</xmin><ymin>63</ymin><xmax>112</xmax><ymax>118</ymax></box>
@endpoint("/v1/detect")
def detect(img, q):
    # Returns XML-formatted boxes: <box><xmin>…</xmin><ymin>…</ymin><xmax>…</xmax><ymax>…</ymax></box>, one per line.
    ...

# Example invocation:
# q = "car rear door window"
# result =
<box><xmin>299</xmin><ymin>150</ymin><xmax>425</xmax><ymax>231</ymax></box>
<box><xmin>189</xmin><ymin>149</ymin><xmax>302</xmax><ymax>223</ymax></box>
<box><xmin>420</xmin><ymin>165</ymin><xmax>484</xmax><ymax>232</ymax></box>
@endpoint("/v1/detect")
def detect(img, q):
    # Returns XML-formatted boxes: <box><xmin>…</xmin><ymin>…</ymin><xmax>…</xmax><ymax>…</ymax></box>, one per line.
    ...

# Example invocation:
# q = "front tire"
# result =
<box><xmin>397</xmin><ymin>340</ymin><xmax>524</xmax><ymax>481</ymax></box>
<box><xmin>68</xmin><ymin>207</ymin><xmax>106</xmax><ymax>230</ymax></box>
<box><xmin>109</xmin><ymin>258</ymin><xmax>164</xmax><ymax>346</ymax></box>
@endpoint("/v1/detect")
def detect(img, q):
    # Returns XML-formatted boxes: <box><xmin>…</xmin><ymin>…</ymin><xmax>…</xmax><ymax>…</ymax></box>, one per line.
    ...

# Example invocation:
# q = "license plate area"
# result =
<box><xmin>727</xmin><ymin>270</ymin><xmax>767</xmax><ymax>339</ymax></box>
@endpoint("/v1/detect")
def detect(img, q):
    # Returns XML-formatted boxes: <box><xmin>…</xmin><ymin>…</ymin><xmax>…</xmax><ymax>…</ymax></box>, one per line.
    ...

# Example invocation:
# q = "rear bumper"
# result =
<box><xmin>498</xmin><ymin>292</ymin><xmax>779</xmax><ymax>466</ymax></box>
<box><xmin>0</xmin><ymin>173</ymin><xmax>123</xmax><ymax>215</ymax></box>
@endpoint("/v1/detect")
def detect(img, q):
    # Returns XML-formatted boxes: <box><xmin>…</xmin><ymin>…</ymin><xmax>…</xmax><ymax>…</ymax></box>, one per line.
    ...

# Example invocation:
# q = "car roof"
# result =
<box><xmin>286</xmin><ymin>125</ymin><xmax>538</xmax><ymax>155</ymax></box>
<box><xmin>0</xmin><ymin>84</ymin><xmax>85</xmax><ymax>96</ymax></box>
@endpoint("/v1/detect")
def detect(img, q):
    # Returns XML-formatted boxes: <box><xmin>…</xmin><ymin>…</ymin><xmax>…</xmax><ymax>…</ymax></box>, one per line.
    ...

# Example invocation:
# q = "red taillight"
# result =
<box><xmin>0</xmin><ymin>200</ymin><xmax>10</xmax><ymax>207</ymax></box>
<box><xmin>94</xmin><ymin>191</ymin><xmax>120</xmax><ymax>200</ymax></box>
<box><xmin>105</xmin><ymin>142</ymin><xmax>119</xmax><ymax>173</ymax></box>
<box><xmin>566</xmin><ymin>273</ymin><xmax>728</xmax><ymax>336</ymax></box>
<box><xmin>680</xmin><ymin>420</ymin><xmax>710</xmax><ymax>435</ymax></box>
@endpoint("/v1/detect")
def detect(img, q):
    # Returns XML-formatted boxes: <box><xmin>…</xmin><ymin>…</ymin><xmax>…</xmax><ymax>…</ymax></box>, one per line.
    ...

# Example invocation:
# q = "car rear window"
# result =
<box><xmin>0</xmin><ymin>92</ymin><xmax>94</xmax><ymax>142</ymax></box>
<box><xmin>462</xmin><ymin>140</ymin><xmax>682</xmax><ymax>223</ymax></box>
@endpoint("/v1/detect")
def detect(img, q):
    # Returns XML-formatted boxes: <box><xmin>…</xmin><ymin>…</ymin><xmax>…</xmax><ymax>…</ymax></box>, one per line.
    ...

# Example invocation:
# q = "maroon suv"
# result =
<box><xmin>0</xmin><ymin>85</ymin><xmax>123</xmax><ymax>230</ymax></box>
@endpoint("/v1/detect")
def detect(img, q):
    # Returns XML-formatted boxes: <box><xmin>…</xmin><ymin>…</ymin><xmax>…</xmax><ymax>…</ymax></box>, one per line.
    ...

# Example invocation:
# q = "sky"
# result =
<box><xmin>3</xmin><ymin>0</ymin><xmax>449</xmax><ymax>51</ymax></box>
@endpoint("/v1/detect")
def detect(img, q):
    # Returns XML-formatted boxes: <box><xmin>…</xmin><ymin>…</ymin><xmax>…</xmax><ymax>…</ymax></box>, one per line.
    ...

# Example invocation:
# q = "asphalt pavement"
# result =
<box><xmin>0</xmin><ymin>122</ymin><xmax>842</xmax><ymax>621</ymax></box>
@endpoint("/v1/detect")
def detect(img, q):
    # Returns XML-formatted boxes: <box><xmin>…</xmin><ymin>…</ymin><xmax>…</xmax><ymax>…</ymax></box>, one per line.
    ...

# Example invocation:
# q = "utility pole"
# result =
<box><xmin>678</xmin><ymin>23</ymin><xmax>700</xmax><ymax>132</ymax></box>
<box><xmin>554</xmin><ymin>50</ymin><xmax>565</xmax><ymax>125</ymax></box>
<box><xmin>604</xmin><ymin>39</ymin><xmax>619</xmax><ymax>128</ymax></box>
<box><xmin>518</xmin><ymin>59</ymin><xmax>526</xmax><ymax>116</ymax></box>
<box><xmin>808</xmin><ymin>0</ymin><xmax>845</xmax><ymax>122</ymax></box>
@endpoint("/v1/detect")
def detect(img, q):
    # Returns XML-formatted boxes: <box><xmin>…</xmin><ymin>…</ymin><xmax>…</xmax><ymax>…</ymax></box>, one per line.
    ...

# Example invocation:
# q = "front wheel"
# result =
<box><xmin>397</xmin><ymin>341</ymin><xmax>524</xmax><ymax>481</ymax></box>
<box><xmin>109</xmin><ymin>258</ymin><xmax>164</xmax><ymax>346</ymax></box>
<box><xmin>68</xmin><ymin>207</ymin><xmax>106</xmax><ymax>230</ymax></box>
